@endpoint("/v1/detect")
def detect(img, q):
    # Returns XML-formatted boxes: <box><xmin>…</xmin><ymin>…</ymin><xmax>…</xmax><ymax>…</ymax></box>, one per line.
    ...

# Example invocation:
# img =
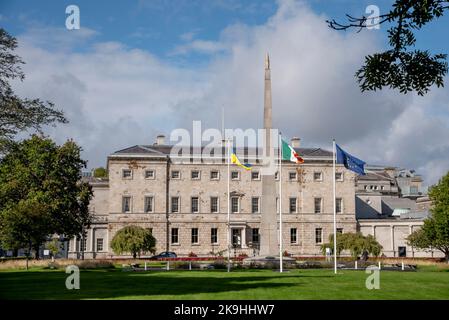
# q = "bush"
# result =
<box><xmin>76</xmin><ymin>260</ymin><xmax>114</xmax><ymax>269</ymax></box>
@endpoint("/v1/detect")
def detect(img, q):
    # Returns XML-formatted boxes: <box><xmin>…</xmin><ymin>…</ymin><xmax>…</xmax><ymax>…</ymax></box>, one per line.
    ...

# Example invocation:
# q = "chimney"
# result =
<box><xmin>290</xmin><ymin>137</ymin><xmax>300</xmax><ymax>148</ymax></box>
<box><xmin>155</xmin><ymin>134</ymin><xmax>165</xmax><ymax>145</ymax></box>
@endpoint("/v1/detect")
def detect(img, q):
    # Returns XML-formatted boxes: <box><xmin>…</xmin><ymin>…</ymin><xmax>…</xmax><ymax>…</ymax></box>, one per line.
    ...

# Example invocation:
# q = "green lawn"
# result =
<box><xmin>1</xmin><ymin>267</ymin><xmax>448</xmax><ymax>300</ymax></box>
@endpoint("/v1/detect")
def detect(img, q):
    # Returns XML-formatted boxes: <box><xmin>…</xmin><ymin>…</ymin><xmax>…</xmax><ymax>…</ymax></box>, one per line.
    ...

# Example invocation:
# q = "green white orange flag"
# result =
<box><xmin>281</xmin><ymin>139</ymin><xmax>304</xmax><ymax>164</ymax></box>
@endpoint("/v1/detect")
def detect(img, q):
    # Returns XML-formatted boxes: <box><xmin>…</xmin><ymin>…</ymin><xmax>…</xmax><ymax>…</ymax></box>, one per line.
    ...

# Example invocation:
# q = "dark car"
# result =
<box><xmin>150</xmin><ymin>251</ymin><xmax>177</xmax><ymax>260</ymax></box>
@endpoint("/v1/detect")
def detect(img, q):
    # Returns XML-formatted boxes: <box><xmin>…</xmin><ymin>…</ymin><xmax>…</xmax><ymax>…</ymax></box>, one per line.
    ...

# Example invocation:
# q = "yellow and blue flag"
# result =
<box><xmin>231</xmin><ymin>148</ymin><xmax>252</xmax><ymax>170</ymax></box>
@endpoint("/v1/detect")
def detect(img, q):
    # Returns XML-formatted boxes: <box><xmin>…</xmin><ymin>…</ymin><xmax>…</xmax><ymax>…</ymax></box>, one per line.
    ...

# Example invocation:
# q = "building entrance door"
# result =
<box><xmin>232</xmin><ymin>229</ymin><xmax>241</xmax><ymax>248</ymax></box>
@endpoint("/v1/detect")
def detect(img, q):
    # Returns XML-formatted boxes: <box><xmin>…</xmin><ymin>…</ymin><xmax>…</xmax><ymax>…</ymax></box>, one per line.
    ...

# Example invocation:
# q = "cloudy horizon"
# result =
<box><xmin>3</xmin><ymin>0</ymin><xmax>449</xmax><ymax>186</ymax></box>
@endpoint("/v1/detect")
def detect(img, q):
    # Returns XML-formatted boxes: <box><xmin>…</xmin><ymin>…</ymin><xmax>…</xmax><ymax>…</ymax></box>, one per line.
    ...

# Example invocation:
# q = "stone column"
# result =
<box><xmin>259</xmin><ymin>53</ymin><xmax>278</xmax><ymax>257</ymax></box>
<box><xmin>391</xmin><ymin>225</ymin><xmax>395</xmax><ymax>257</ymax></box>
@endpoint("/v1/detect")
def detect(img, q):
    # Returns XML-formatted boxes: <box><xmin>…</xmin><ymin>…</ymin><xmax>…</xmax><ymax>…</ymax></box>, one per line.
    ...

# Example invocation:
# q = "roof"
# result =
<box><xmin>111</xmin><ymin>144</ymin><xmax>333</xmax><ymax>158</ymax></box>
<box><xmin>357</xmin><ymin>171</ymin><xmax>393</xmax><ymax>182</ymax></box>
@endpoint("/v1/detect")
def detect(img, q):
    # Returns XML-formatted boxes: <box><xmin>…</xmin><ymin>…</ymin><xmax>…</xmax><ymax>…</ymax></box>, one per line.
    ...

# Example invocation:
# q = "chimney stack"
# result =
<box><xmin>155</xmin><ymin>134</ymin><xmax>166</xmax><ymax>145</ymax></box>
<box><xmin>291</xmin><ymin>137</ymin><xmax>300</xmax><ymax>148</ymax></box>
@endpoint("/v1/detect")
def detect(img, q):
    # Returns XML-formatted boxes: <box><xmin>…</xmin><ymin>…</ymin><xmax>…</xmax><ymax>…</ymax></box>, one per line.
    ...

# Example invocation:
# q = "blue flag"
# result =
<box><xmin>336</xmin><ymin>144</ymin><xmax>366</xmax><ymax>175</ymax></box>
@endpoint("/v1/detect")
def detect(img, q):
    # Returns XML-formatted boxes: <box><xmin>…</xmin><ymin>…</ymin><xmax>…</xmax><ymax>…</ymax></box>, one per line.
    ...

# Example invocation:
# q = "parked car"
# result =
<box><xmin>150</xmin><ymin>251</ymin><xmax>177</xmax><ymax>260</ymax></box>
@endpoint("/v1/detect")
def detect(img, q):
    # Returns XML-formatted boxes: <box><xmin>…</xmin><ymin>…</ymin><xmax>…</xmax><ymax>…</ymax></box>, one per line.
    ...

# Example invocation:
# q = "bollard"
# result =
<box><xmin>166</xmin><ymin>261</ymin><xmax>170</xmax><ymax>271</ymax></box>
<box><xmin>145</xmin><ymin>262</ymin><xmax>147</xmax><ymax>271</ymax></box>
<box><xmin>189</xmin><ymin>261</ymin><xmax>192</xmax><ymax>270</ymax></box>
<box><xmin>401</xmin><ymin>261</ymin><xmax>404</xmax><ymax>271</ymax></box>
<box><xmin>378</xmin><ymin>261</ymin><xmax>381</xmax><ymax>270</ymax></box>
<box><xmin>355</xmin><ymin>261</ymin><xmax>358</xmax><ymax>270</ymax></box>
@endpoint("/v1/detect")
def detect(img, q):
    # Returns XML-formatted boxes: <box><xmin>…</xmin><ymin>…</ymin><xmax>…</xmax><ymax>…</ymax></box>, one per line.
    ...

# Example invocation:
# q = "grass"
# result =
<box><xmin>1</xmin><ymin>266</ymin><xmax>449</xmax><ymax>300</ymax></box>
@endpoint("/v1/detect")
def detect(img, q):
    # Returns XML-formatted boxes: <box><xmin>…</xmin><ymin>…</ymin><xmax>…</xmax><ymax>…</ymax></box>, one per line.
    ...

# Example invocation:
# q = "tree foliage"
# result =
<box><xmin>327</xmin><ymin>0</ymin><xmax>449</xmax><ymax>96</ymax></box>
<box><xmin>93</xmin><ymin>167</ymin><xmax>108</xmax><ymax>178</ymax></box>
<box><xmin>407</xmin><ymin>171</ymin><xmax>449</xmax><ymax>261</ymax></box>
<box><xmin>0</xmin><ymin>135</ymin><xmax>92</xmax><ymax>258</ymax></box>
<box><xmin>321</xmin><ymin>232</ymin><xmax>382</xmax><ymax>259</ymax></box>
<box><xmin>110</xmin><ymin>225</ymin><xmax>156</xmax><ymax>259</ymax></box>
<box><xmin>0</xmin><ymin>28</ymin><xmax>66</xmax><ymax>149</ymax></box>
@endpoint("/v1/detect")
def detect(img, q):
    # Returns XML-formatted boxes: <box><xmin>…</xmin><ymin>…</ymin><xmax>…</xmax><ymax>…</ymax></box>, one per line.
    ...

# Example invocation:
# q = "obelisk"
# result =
<box><xmin>259</xmin><ymin>53</ymin><xmax>278</xmax><ymax>257</ymax></box>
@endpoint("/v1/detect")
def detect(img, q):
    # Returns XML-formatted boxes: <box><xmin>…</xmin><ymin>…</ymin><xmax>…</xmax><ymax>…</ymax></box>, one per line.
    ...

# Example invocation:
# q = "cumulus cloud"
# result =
<box><xmin>11</xmin><ymin>0</ymin><xmax>449</xmax><ymax>185</ymax></box>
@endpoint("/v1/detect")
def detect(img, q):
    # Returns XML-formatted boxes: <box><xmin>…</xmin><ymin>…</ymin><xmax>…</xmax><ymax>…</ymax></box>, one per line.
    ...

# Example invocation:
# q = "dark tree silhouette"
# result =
<box><xmin>327</xmin><ymin>0</ymin><xmax>449</xmax><ymax>96</ymax></box>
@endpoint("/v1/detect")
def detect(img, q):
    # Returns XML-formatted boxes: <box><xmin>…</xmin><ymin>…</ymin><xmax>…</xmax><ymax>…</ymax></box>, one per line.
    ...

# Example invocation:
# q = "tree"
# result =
<box><xmin>0</xmin><ymin>197</ymin><xmax>51</xmax><ymax>270</ymax></box>
<box><xmin>0</xmin><ymin>135</ymin><xmax>93</xmax><ymax>261</ymax></box>
<box><xmin>321</xmin><ymin>232</ymin><xmax>382</xmax><ymax>260</ymax></box>
<box><xmin>111</xmin><ymin>226</ymin><xmax>156</xmax><ymax>259</ymax></box>
<box><xmin>407</xmin><ymin>171</ymin><xmax>449</xmax><ymax>262</ymax></box>
<box><xmin>46</xmin><ymin>238</ymin><xmax>61</xmax><ymax>262</ymax></box>
<box><xmin>327</xmin><ymin>1</ymin><xmax>449</xmax><ymax>96</ymax></box>
<box><xmin>0</xmin><ymin>28</ymin><xmax>66</xmax><ymax>150</ymax></box>
<box><xmin>93</xmin><ymin>167</ymin><xmax>108</xmax><ymax>178</ymax></box>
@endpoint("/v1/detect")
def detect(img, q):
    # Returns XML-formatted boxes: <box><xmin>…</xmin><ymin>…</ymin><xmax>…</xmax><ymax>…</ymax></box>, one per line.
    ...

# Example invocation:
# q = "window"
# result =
<box><xmin>251</xmin><ymin>197</ymin><xmax>260</xmax><ymax>213</ymax></box>
<box><xmin>337</xmin><ymin>228</ymin><xmax>343</xmax><ymax>234</ymax></box>
<box><xmin>171</xmin><ymin>170</ymin><xmax>180</xmax><ymax>179</ymax></box>
<box><xmin>315</xmin><ymin>228</ymin><xmax>322</xmax><ymax>244</ymax></box>
<box><xmin>381</xmin><ymin>186</ymin><xmax>385</xmax><ymax>191</ymax></box>
<box><xmin>191</xmin><ymin>170</ymin><xmax>200</xmax><ymax>180</ymax></box>
<box><xmin>171</xmin><ymin>197</ymin><xmax>179</xmax><ymax>213</ymax></box>
<box><xmin>191</xmin><ymin>197</ymin><xmax>199</xmax><ymax>213</ymax></box>
<box><xmin>313</xmin><ymin>172</ymin><xmax>323</xmax><ymax>181</ymax></box>
<box><xmin>336</xmin><ymin>198</ymin><xmax>343</xmax><ymax>214</ymax></box>
<box><xmin>211</xmin><ymin>228</ymin><xmax>218</xmax><ymax>244</ymax></box>
<box><xmin>80</xmin><ymin>238</ymin><xmax>87</xmax><ymax>251</ymax></box>
<box><xmin>231</xmin><ymin>197</ymin><xmax>239</xmax><ymax>213</ymax></box>
<box><xmin>335</xmin><ymin>172</ymin><xmax>343</xmax><ymax>181</ymax></box>
<box><xmin>231</xmin><ymin>171</ymin><xmax>239</xmax><ymax>180</ymax></box>
<box><xmin>191</xmin><ymin>228</ymin><xmax>199</xmax><ymax>244</ymax></box>
<box><xmin>289</xmin><ymin>198</ymin><xmax>297</xmax><ymax>213</ymax></box>
<box><xmin>144</xmin><ymin>196</ymin><xmax>154</xmax><ymax>213</ymax></box>
<box><xmin>210</xmin><ymin>197</ymin><xmax>219</xmax><ymax>213</ymax></box>
<box><xmin>171</xmin><ymin>228</ymin><xmax>179</xmax><ymax>244</ymax></box>
<box><xmin>275</xmin><ymin>171</ymin><xmax>279</xmax><ymax>180</ymax></box>
<box><xmin>122</xmin><ymin>196</ymin><xmax>131</xmax><ymax>213</ymax></box>
<box><xmin>122</xmin><ymin>169</ymin><xmax>132</xmax><ymax>179</ymax></box>
<box><xmin>410</xmin><ymin>186</ymin><xmax>418</xmax><ymax>194</ymax></box>
<box><xmin>252</xmin><ymin>228</ymin><xmax>259</xmax><ymax>243</ymax></box>
<box><xmin>290</xmin><ymin>228</ymin><xmax>297</xmax><ymax>244</ymax></box>
<box><xmin>314</xmin><ymin>197</ymin><xmax>322</xmax><ymax>214</ymax></box>
<box><xmin>148</xmin><ymin>228</ymin><xmax>153</xmax><ymax>234</ymax></box>
<box><xmin>251</xmin><ymin>171</ymin><xmax>260</xmax><ymax>180</ymax></box>
<box><xmin>398</xmin><ymin>246</ymin><xmax>407</xmax><ymax>257</ymax></box>
<box><xmin>210</xmin><ymin>170</ymin><xmax>219</xmax><ymax>180</ymax></box>
<box><xmin>289</xmin><ymin>171</ymin><xmax>297</xmax><ymax>181</ymax></box>
<box><xmin>96</xmin><ymin>238</ymin><xmax>104</xmax><ymax>252</ymax></box>
<box><xmin>145</xmin><ymin>170</ymin><xmax>155</xmax><ymax>179</ymax></box>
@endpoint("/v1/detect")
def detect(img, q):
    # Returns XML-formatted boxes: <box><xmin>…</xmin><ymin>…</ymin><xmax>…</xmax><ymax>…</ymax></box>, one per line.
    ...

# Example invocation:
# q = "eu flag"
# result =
<box><xmin>336</xmin><ymin>144</ymin><xmax>366</xmax><ymax>175</ymax></box>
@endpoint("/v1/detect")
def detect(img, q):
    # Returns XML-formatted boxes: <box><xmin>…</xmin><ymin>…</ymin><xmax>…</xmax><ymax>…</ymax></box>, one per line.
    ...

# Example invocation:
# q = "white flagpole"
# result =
<box><xmin>227</xmin><ymin>138</ymin><xmax>231</xmax><ymax>272</ymax></box>
<box><xmin>333</xmin><ymin>139</ymin><xmax>337</xmax><ymax>274</ymax></box>
<box><xmin>279</xmin><ymin>133</ymin><xmax>283</xmax><ymax>273</ymax></box>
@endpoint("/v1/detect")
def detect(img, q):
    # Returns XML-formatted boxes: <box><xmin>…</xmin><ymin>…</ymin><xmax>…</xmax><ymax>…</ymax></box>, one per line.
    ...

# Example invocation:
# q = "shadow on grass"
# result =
<box><xmin>0</xmin><ymin>269</ymin><xmax>319</xmax><ymax>300</ymax></box>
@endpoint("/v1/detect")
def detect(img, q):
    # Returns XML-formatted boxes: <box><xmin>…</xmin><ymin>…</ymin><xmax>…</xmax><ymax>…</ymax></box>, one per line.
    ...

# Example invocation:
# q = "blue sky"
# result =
<box><xmin>1</xmin><ymin>0</ymin><xmax>449</xmax><ymax>185</ymax></box>
<box><xmin>2</xmin><ymin>0</ymin><xmax>448</xmax><ymax>62</ymax></box>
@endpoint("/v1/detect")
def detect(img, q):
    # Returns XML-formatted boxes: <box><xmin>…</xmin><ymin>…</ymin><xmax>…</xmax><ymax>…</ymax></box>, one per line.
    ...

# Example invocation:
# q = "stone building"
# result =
<box><xmin>69</xmin><ymin>141</ymin><xmax>358</xmax><ymax>258</ymax></box>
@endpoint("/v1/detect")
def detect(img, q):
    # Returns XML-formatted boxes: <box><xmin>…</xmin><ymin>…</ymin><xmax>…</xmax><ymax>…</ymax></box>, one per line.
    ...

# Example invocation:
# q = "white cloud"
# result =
<box><xmin>11</xmin><ymin>0</ymin><xmax>449</xmax><ymax>186</ymax></box>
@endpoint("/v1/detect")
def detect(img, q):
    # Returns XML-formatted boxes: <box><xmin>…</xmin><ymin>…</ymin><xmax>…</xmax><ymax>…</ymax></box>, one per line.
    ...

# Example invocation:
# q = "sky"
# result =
<box><xmin>1</xmin><ymin>0</ymin><xmax>449</xmax><ymax>186</ymax></box>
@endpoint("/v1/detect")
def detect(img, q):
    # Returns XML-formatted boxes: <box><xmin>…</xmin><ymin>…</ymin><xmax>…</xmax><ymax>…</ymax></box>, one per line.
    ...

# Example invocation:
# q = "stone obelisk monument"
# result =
<box><xmin>259</xmin><ymin>53</ymin><xmax>278</xmax><ymax>257</ymax></box>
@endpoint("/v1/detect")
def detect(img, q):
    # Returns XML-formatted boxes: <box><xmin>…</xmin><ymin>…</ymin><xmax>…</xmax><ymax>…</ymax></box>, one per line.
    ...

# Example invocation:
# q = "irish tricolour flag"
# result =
<box><xmin>282</xmin><ymin>139</ymin><xmax>304</xmax><ymax>164</ymax></box>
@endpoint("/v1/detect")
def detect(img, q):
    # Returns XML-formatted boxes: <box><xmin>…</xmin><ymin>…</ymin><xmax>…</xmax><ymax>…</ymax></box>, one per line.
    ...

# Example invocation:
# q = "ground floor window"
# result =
<box><xmin>171</xmin><ymin>228</ymin><xmax>179</xmax><ymax>244</ymax></box>
<box><xmin>191</xmin><ymin>228</ymin><xmax>199</xmax><ymax>244</ymax></box>
<box><xmin>251</xmin><ymin>228</ymin><xmax>259</xmax><ymax>244</ymax></box>
<box><xmin>96</xmin><ymin>238</ymin><xmax>104</xmax><ymax>252</ymax></box>
<box><xmin>211</xmin><ymin>228</ymin><xmax>218</xmax><ymax>244</ymax></box>
<box><xmin>315</xmin><ymin>228</ymin><xmax>322</xmax><ymax>244</ymax></box>
<box><xmin>398</xmin><ymin>246</ymin><xmax>407</xmax><ymax>257</ymax></box>
<box><xmin>290</xmin><ymin>228</ymin><xmax>297</xmax><ymax>244</ymax></box>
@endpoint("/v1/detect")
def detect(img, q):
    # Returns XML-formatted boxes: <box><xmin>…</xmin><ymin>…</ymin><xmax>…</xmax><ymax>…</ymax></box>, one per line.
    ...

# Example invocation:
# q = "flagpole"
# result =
<box><xmin>333</xmin><ymin>139</ymin><xmax>337</xmax><ymax>274</ymax></box>
<box><xmin>279</xmin><ymin>133</ymin><xmax>283</xmax><ymax>273</ymax></box>
<box><xmin>227</xmin><ymin>137</ymin><xmax>231</xmax><ymax>273</ymax></box>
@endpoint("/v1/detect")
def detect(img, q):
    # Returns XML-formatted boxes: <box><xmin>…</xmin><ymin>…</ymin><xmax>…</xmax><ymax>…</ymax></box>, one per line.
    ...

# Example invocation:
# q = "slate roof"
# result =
<box><xmin>111</xmin><ymin>144</ymin><xmax>333</xmax><ymax>158</ymax></box>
